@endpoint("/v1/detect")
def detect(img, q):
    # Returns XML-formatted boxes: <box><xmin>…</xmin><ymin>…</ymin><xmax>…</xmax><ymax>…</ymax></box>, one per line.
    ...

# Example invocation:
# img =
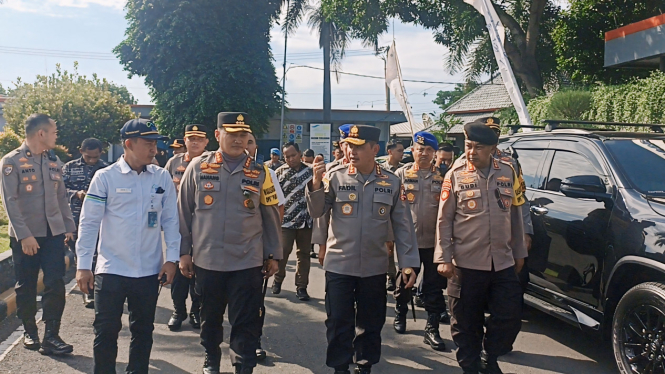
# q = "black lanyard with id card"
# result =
<box><xmin>149</xmin><ymin>186</ymin><xmax>166</xmax><ymax>228</ymax></box>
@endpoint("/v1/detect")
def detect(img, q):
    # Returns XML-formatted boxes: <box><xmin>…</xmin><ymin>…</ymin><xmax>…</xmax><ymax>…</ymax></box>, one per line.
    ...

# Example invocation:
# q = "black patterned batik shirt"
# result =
<box><xmin>276</xmin><ymin>162</ymin><xmax>313</xmax><ymax>229</ymax></box>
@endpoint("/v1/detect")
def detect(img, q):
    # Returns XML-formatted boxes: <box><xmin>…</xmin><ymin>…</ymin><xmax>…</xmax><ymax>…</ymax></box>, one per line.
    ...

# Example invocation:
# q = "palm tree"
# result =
<box><xmin>282</xmin><ymin>0</ymin><xmax>348</xmax><ymax>123</ymax></box>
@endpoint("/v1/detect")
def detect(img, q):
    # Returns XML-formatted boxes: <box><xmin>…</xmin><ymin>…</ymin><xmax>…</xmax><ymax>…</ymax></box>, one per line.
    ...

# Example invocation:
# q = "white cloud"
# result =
<box><xmin>2</xmin><ymin>0</ymin><xmax>125</xmax><ymax>15</ymax></box>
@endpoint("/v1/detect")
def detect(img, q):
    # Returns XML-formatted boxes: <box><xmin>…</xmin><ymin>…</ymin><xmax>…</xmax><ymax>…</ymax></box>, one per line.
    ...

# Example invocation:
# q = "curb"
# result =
<box><xmin>0</xmin><ymin>250</ymin><xmax>76</xmax><ymax>322</ymax></box>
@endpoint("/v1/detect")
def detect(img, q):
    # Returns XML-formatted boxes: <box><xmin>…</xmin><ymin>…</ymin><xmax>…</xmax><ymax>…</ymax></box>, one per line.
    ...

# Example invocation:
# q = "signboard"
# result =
<box><xmin>310</xmin><ymin>123</ymin><xmax>331</xmax><ymax>163</ymax></box>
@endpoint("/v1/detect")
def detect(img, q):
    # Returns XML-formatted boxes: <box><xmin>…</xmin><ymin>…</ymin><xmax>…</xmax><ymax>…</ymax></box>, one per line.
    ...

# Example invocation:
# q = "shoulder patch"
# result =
<box><xmin>4</xmin><ymin>164</ymin><xmax>13</xmax><ymax>175</ymax></box>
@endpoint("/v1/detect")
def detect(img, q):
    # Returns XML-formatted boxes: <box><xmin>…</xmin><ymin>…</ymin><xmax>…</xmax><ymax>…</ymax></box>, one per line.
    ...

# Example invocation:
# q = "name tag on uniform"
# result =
<box><xmin>116</xmin><ymin>188</ymin><xmax>132</xmax><ymax>194</ymax></box>
<box><xmin>148</xmin><ymin>211</ymin><xmax>158</xmax><ymax>228</ymax></box>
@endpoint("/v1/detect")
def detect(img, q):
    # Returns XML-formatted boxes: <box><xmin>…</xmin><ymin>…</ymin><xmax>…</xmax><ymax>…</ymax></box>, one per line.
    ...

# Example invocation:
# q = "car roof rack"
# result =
<box><xmin>507</xmin><ymin>125</ymin><xmax>545</xmax><ymax>135</ymax></box>
<box><xmin>542</xmin><ymin>119</ymin><xmax>665</xmax><ymax>133</ymax></box>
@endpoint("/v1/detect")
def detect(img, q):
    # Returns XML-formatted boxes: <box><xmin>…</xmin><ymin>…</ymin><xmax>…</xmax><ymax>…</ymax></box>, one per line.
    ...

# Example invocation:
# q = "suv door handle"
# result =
<box><xmin>531</xmin><ymin>206</ymin><xmax>549</xmax><ymax>215</ymax></box>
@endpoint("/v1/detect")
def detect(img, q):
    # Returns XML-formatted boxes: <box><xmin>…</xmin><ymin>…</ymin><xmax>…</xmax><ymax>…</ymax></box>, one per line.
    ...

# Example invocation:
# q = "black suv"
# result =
<box><xmin>500</xmin><ymin>124</ymin><xmax>665</xmax><ymax>374</ymax></box>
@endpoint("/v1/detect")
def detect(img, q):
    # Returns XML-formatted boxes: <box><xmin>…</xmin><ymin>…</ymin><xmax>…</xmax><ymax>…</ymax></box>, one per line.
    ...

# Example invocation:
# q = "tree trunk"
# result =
<box><xmin>323</xmin><ymin>21</ymin><xmax>332</xmax><ymax>124</ymax></box>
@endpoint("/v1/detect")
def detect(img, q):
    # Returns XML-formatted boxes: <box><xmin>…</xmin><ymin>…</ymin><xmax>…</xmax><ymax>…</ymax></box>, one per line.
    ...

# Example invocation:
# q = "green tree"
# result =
<box><xmin>433</xmin><ymin>82</ymin><xmax>479</xmax><ymax>110</ymax></box>
<box><xmin>322</xmin><ymin>0</ymin><xmax>561</xmax><ymax>97</ymax></box>
<box><xmin>2</xmin><ymin>63</ymin><xmax>134</xmax><ymax>154</ymax></box>
<box><xmin>282</xmin><ymin>0</ymin><xmax>349</xmax><ymax>124</ymax></box>
<box><xmin>0</xmin><ymin>84</ymin><xmax>6</xmax><ymax>96</ymax></box>
<box><xmin>553</xmin><ymin>0</ymin><xmax>664</xmax><ymax>85</ymax></box>
<box><xmin>114</xmin><ymin>0</ymin><xmax>282</xmax><ymax>139</ymax></box>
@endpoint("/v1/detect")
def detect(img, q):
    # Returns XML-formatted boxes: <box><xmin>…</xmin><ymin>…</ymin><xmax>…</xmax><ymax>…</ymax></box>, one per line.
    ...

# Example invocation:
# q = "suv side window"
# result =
<box><xmin>546</xmin><ymin>151</ymin><xmax>600</xmax><ymax>192</ymax></box>
<box><xmin>514</xmin><ymin>149</ymin><xmax>544</xmax><ymax>189</ymax></box>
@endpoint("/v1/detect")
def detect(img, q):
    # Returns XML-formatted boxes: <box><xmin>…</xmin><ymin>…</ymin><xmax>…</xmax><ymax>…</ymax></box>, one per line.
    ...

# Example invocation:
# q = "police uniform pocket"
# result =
<box><xmin>335</xmin><ymin>191</ymin><xmax>359</xmax><ymax>218</ymax></box>
<box><xmin>497</xmin><ymin>187</ymin><xmax>513</xmax><ymax>211</ymax></box>
<box><xmin>447</xmin><ymin>268</ymin><xmax>462</xmax><ymax>299</ymax></box>
<box><xmin>198</xmin><ymin>192</ymin><xmax>216</xmax><ymax>210</ymax></box>
<box><xmin>460</xmin><ymin>188</ymin><xmax>482</xmax><ymax>214</ymax></box>
<box><xmin>372</xmin><ymin>193</ymin><xmax>393</xmax><ymax>220</ymax></box>
<box><xmin>239</xmin><ymin>185</ymin><xmax>259</xmax><ymax>214</ymax></box>
<box><xmin>404</xmin><ymin>182</ymin><xmax>419</xmax><ymax>204</ymax></box>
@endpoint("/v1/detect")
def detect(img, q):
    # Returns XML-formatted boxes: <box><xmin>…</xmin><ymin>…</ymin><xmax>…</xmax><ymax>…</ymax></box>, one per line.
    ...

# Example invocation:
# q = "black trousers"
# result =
<box><xmin>196</xmin><ymin>266</ymin><xmax>263</xmax><ymax>369</ymax></box>
<box><xmin>325</xmin><ymin>272</ymin><xmax>386</xmax><ymax>369</ymax></box>
<box><xmin>93</xmin><ymin>273</ymin><xmax>159</xmax><ymax>374</ymax></box>
<box><xmin>447</xmin><ymin>266</ymin><xmax>523</xmax><ymax>369</ymax></box>
<box><xmin>11</xmin><ymin>232</ymin><xmax>65</xmax><ymax>322</ymax></box>
<box><xmin>394</xmin><ymin>248</ymin><xmax>447</xmax><ymax>314</ymax></box>
<box><xmin>171</xmin><ymin>265</ymin><xmax>200</xmax><ymax>315</ymax></box>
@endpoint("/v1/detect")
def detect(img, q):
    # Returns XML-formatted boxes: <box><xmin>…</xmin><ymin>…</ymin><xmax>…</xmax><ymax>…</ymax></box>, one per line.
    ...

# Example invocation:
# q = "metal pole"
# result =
<box><xmin>279</xmin><ymin>0</ymin><xmax>290</xmax><ymax>149</ymax></box>
<box><xmin>384</xmin><ymin>58</ymin><xmax>390</xmax><ymax>111</ymax></box>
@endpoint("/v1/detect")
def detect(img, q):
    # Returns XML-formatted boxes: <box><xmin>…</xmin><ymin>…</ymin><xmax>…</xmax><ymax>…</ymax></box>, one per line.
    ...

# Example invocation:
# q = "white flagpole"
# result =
<box><xmin>465</xmin><ymin>0</ymin><xmax>534</xmax><ymax>128</ymax></box>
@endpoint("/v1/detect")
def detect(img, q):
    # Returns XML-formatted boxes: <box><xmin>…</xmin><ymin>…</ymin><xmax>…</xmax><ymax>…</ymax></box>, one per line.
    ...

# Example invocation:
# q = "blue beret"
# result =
<box><xmin>414</xmin><ymin>131</ymin><xmax>438</xmax><ymax>150</ymax></box>
<box><xmin>339</xmin><ymin>124</ymin><xmax>352</xmax><ymax>139</ymax></box>
<box><xmin>270</xmin><ymin>148</ymin><xmax>281</xmax><ymax>156</ymax></box>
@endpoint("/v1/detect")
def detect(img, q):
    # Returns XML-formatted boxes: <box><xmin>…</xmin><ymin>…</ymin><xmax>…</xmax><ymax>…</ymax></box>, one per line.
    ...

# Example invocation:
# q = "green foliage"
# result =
<box><xmin>0</xmin><ymin>129</ymin><xmax>22</xmax><ymax>158</ymax></box>
<box><xmin>526</xmin><ymin>95</ymin><xmax>552</xmax><ymax>124</ymax></box>
<box><xmin>587</xmin><ymin>71</ymin><xmax>665</xmax><ymax>124</ymax></box>
<box><xmin>553</xmin><ymin>0</ymin><xmax>664</xmax><ymax>85</ymax></box>
<box><xmin>0</xmin><ymin>83</ymin><xmax>6</xmax><ymax>96</ymax></box>
<box><xmin>3</xmin><ymin>63</ymin><xmax>134</xmax><ymax>153</ymax></box>
<box><xmin>433</xmin><ymin>82</ymin><xmax>478</xmax><ymax>111</ymax></box>
<box><xmin>548</xmin><ymin>90</ymin><xmax>591</xmax><ymax>120</ymax></box>
<box><xmin>430</xmin><ymin>113</ymin><xmax>463</xmax><ymax>140</ymax></box>
<box><xmin>115</xmin><ymin>0</ymin><xmax>282</xmax><ymax>139</ymax></box>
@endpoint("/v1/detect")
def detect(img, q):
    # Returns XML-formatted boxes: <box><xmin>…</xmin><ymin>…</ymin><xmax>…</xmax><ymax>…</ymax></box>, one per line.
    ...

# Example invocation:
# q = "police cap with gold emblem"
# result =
<box><xmin>170</xmin><ymin>139</ymin><xmax>185</xmax><ymax>148</ymax></box>
<box><xmin>121</xmin><ymin>119</ymin><xmax>168</xmax><ymax>140</ymax></box>
<box><xmin>464</xmin><ymin>122</ymin><xmax>499</xmax><ymax>145</ymax></box>
<box><xmin>414</xmin><ymin>131</ymin><xmax>438</xmax><ymax>150</ymax></box>
<box><xmin>217</xmin><ymin>112</ymin><xmax>252</xmax><ymax>133</ymax></box>
<box><xmin>341</xmin><ymin>125</ymin><xmax>381</xmax><ymax>146</ymax></box>
<box><xmin>184</xmin><ymin>124</ymin><xmax>207</xmax><ymax>138</ymax></box>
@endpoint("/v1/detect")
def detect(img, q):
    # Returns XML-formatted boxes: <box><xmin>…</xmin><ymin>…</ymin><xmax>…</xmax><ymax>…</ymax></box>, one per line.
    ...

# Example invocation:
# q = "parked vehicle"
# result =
<box><xmin>501</xmin><ymin>121</ymin><xmax>665</xmax><ymax>374</ymax></box>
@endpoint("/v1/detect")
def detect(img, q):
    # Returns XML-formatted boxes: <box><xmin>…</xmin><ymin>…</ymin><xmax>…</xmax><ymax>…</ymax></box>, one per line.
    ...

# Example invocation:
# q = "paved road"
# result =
<box><xmin>0</xmin><ymin>249</ymin><xmax>618</xmax><ymax>373</ymax></box>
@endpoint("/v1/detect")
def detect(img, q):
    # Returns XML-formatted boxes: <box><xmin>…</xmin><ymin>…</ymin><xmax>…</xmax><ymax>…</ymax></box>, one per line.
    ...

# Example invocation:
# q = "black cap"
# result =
<box><xmin>341</xmin><ymin>125</ymin><xmax>381</xmax><ymax>146</ymax></box>
<box><xmin>476</xmin><ymin>116</ymin><xmax>500</xmax><ymax>131</ymax></box>
<box><xmin>217</xmin><ymin>112</ymin><xmax>251</xmax><ymax>133</ymax></box>
<box><xmin>170</xmin><ymin>139</ymin><xmax>185</xmax><ymax>148</ymax></box>
<box><xmin>121</xmin><ymin>119</ymin><xmax>168</xmax><ymax>141</ymax></box>
<box><xmin>464</xmin><ymin>122</ymin><xmax>499</xmax><ymax>145</ymax></box>
<box><xmin>184</xmin><ymin>124</ymin><xmax>207</xmax><ymax>138</ymax></box>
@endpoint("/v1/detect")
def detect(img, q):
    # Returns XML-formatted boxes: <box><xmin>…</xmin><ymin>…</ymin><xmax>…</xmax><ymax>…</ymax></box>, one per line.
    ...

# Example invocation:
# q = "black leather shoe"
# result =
<box><xmin>386</xmin><ymin>277</ymin><xmax>396</xmax><ymax>292</ymax></box>
<box><xmin>310</xmin><ymin>250</ymin><xmax>318</xmax><ymax>259</ymax></box>
<box><xmin>168</xmin><ymin>311</ymin><xmax>187</xmax><ymax>331</ymax></box>
<box><xmin>234</xmin><ymin>364</ymin><xmax>253</xmax><ymax>374</ymax></box>
<box><xmin>296</xmin><ymin>288</ymin><xmax>310</xmax><ymax>301</ymax></box>
<box><xmin>22</xmin><ymin>320</ymin><xmax>40</xmax><ymax>350</ymax></box>
<box><xmin>354</xmin><ymin>366</ymin><xmax>371</xmax><ymax>374</ymax></box>
<box><xmin>202</xmin><ymin>354</ymin><xmax>221</xmax><ymax>374</ymax></box>
<box><xmin>424</xmin><ymin>312</ymin><xmax>446</xmax><ymax>351</ymax></box>
<box><xmin>393</xmin><ymin>306</ymin><xmax>407</xmax><ymax>334</ymax></box>
<box><xmin>189</xmin><ymin>311</ymin><xmax>201</xmax><ymax>329</ymax></box>
<box><xmin>82</xmin><ymin>293</ymin><xmax>95</xmax><ymax>309</ymax></box>
<box><xmin>479</xmin><ymin>357</ymin><xmax>504</xmax><ymax>374</ymax></box>
<box><xmin>414</xmin><ymin>294</ymin><xmax>425</xmax><ymax>308</ymax></box>
<box><xmin>271</xmin><ymin>281</ymin><xmax>282</xmax><ymax>295</ymax></box>
<box><xmin>39</xmin><ymin>320</ymin><xmax>73</xmax><ymax>355</ymax></box>
<box><xmin>439</xmin><ymin>309</ymin><xmax>451</xmax><ymax>324</ymax></box>
<box><xmin>256</xmin><ymin>338</ymin><xmax>267</xmax><ymax>361</ymax></box>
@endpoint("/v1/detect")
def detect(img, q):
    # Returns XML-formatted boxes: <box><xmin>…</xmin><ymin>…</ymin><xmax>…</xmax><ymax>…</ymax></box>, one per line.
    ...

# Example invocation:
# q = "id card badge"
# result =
<box><xmin>148</xmin><ymin>210</ymin><xmax>158</xmax><ymax>228</ymax></box>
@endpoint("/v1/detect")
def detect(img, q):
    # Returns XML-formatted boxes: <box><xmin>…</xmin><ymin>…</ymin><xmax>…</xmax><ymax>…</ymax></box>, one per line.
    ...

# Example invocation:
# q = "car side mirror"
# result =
<box><xmin>560</xmin><ymin>175</ymin><xmax>609</xmax><ymax>199</ymax></box>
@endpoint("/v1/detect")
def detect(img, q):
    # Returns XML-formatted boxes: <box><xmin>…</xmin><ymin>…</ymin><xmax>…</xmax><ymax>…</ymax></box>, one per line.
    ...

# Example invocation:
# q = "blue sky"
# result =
<box><xmin>0</xmin><ymin>0</ymin><xmax>467</xmax><ymax>119</ymax></box>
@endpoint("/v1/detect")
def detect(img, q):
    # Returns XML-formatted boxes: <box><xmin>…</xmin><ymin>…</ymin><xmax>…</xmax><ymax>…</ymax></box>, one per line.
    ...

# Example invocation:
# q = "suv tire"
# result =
<box><xmin>613</xmin><ymin>282</ymin><xmax>665</xmax><ymax>374</ymax></box>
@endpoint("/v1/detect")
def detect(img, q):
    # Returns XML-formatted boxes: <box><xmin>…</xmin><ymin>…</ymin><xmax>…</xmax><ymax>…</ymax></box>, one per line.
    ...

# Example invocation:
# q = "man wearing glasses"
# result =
<box><xmin>435</xmin><ymin>122</ymin><xmax>527</xmax><ymax>374</ymax></box>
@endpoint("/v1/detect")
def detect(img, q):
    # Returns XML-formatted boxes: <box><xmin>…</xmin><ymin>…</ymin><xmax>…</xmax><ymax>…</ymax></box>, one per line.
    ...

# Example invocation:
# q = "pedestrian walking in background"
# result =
<box><xmin>265</xmin><ymin>148</ymin><xmax>284</xmax><ymax>170</ymax></box>
<box><xmin>272</xmin><ymin>142</ymin><xmax>314</xmax><ymax>301</ymax></box>
<box><xmin>0</xmin><ymin>113</ymin><xmax>76</xmax><ymax>355</ymax></box>
<box><xmin>63</xmin><ymin>137</ymin><xmax>108</xmax><ymax>308</ymax></box>
<box><xmin>436</xmin><ymin>122</ymin><xmax>527</xmax><ymax>374</ymax></box>
<box><xmin>164</xmin><ymin>124</ymin><xmax>209</xmax><ymax>332</ymax></box>
<box><xmin>76</xmin><ymin>119</ymin><xmax>180</xmax><ymax>374</ymax></box>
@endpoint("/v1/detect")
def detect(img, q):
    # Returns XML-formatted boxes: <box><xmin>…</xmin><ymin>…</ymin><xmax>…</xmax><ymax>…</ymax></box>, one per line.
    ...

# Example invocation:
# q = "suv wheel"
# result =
<box><xmin>613</xmin><ymin>282</ymin><xmax>665</xmax><ymax>374</ymax></box>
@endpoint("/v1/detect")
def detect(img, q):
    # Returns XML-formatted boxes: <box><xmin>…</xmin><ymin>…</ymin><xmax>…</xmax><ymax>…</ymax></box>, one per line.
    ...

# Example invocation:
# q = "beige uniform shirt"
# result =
<box><xmin>395</xmin><ymin>163</ymin><xmax>444</xmax><ymax>249</ymax></box>
<box><xmin>178</xmin><ymin>151</ymin><xmax>282</xmax><ymax>272</ymax></box>
<box><xmin>434</xmin><ymin>157</ymin><xmax>527</xmax><ymax>271</ymax></box>
<box><xmin>0</xmin><ymin>143</ymin><xmax>76</xmax><ymax>240</ymax></box>
<box><xmin>164</xmin><ymin>153</ymin><xmax>193</xmax><ymax>192</ymax></box>
<box><xmin>306</xmin><ymin>163</ymin><xmax>420</xmax><ymax>277</ymax></box>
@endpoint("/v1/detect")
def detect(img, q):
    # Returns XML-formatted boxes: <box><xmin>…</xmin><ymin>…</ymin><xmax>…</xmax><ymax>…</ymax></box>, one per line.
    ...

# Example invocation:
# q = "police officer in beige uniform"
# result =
<box><xmin>435</xmin><ymin>122</ymin><xmax>527</xmax><ymax>374</ymax></box>
<box><xmin>178</xmin><ymin>112</ymin><xmax>282</xmax><ymax>374</ymax></box>
<box><xmin>0</xmin><ymin>113</ymin><xmax>76</xmax><ymax>355</ymax></box>
<box><xmin>381</xmin><ymin>139</ymin><xmax>404</xmax><ymax>291</ymax></box>
<box><xmin>170</xmin><ymin>139</ymin><xmax>186</xmax><ymax>155</ymax></box>
<box><xmin>307</xmin><ymin>125</ymin><xmax>420</xmax><ymax>374</ymax></box>
<box><xmin>164</xmin><ymin>124</ymin><xmax>209</xmax><ymax>331</ymax></box>
<box><xmin>392</xmin><ymin>131</ymin><xmax>447</xmax><ymax>351</ymax></box>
